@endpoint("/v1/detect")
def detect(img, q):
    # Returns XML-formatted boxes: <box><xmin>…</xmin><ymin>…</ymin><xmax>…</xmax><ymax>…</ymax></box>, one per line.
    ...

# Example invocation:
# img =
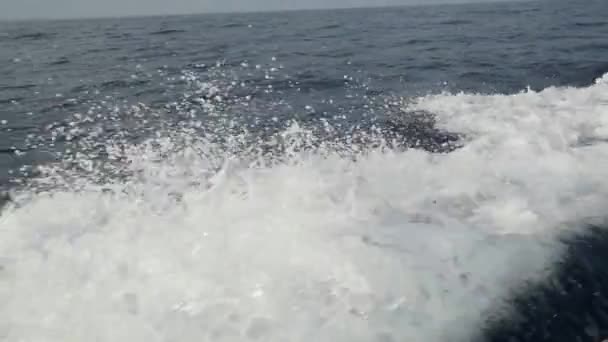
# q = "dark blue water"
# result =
<box><xmin>1</xmin><ymin>1</ymin><xmax>608</xmax><ymax>341</ymax></box>
<box><xmin>1</xmin><ymin>0</ymin><xmax>606</xmax><ymax>181</ymax></box>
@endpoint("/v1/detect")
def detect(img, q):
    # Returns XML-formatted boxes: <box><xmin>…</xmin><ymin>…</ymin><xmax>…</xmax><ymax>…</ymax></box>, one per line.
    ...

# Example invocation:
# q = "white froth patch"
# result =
<box><xmin>1</xmin><ymin>75</ymin><xmax>608</xmax><ymax>342</ymax></box>
<box><xmin>414</xmin><ymin>77</ymin><xmax>608</xmax><ymax>229</ymax></box>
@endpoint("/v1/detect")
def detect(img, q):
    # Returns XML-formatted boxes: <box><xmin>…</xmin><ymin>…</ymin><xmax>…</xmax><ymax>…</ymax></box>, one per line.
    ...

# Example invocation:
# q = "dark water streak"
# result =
<box><xmin>482</xmin><ymin>225</ymin><xmax>608</xmax><ymax>342</ymax></box>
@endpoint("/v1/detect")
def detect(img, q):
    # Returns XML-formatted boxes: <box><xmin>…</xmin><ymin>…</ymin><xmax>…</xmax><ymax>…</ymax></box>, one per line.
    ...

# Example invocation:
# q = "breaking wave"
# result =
<box><xmin>1</xmin><ymin>73</ymin><xmax>608</xmax><ymax>342</ymax></box>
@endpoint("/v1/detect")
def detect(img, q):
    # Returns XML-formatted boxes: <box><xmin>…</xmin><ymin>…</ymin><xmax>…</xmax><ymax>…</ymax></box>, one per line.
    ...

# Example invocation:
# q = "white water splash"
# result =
<box><xmin>1</xmin><ymin>74</ymin><xmax>608</xmax><ymax>342</ymax></box>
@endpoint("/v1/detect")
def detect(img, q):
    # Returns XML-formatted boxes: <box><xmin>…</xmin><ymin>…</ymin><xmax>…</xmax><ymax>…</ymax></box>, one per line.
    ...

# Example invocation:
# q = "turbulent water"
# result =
<box><xmin>1</xmin><ymin>1</ymin><xmax>608</xmax><ymax>341</ymax></box>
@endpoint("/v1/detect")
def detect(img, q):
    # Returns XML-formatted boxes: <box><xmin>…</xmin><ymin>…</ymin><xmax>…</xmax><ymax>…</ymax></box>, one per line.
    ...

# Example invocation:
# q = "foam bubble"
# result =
<box><xmin>1</xmin><ymin>74</ymin><xmax>608</xmax><ymax>342</ymax></box>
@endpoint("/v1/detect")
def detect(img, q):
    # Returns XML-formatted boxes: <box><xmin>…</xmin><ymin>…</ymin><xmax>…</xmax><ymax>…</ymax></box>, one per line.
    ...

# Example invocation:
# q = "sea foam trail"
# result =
<box><xmin>1</xmin><ymin>74</ymin><xmax>608</xmax><ymax>342</ymax></box>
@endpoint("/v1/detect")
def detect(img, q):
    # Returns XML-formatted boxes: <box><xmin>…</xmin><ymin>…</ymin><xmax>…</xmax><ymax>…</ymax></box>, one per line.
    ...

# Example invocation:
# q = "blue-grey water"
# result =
<box><xmin>1</xmin><ymin>1</ymin><xmax>608</xmax><ymax>341</ymax></box>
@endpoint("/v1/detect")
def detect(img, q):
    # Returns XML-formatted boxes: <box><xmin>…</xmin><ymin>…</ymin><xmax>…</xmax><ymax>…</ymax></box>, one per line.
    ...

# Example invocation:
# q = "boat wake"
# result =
<box><xmin>1</xmin><ymin>74</ymin><xmax>608</xmax><ymax>342</ymax></box>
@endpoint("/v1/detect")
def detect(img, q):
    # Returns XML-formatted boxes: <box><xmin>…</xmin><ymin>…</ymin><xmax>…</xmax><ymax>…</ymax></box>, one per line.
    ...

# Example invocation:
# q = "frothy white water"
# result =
<box><xmin>1</xmin><ymin>74</ymin><xmax>608</xmax><ymax>342</ymax></box>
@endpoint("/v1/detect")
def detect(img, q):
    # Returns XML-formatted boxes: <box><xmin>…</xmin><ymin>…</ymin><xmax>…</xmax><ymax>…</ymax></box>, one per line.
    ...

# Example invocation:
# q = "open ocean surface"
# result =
<box><xmin>1</xmin><ymin>0</ymin><xmax>608</xmax><ymax>341</ymax></box>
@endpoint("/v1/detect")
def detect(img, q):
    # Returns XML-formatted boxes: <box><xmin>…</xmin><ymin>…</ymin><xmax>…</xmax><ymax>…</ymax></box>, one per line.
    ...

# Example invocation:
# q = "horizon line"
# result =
<box><xmin>0</xmin><ymin>0</ymin><xmax>526</xmax><ymax>23</ymax></box>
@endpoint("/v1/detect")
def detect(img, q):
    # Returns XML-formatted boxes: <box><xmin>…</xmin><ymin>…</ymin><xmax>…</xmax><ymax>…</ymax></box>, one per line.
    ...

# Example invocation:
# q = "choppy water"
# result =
<box><xmin>1</xmin><ymin>1</ymin><xmax>608</xmax><ymax>341</ymax></box>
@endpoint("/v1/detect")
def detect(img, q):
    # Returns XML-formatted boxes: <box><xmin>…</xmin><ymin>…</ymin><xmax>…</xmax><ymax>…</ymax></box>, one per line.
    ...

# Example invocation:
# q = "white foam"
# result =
<box><xmin>1</xmin><ymin>75</ymin><xmax>608</xmax><ymax>342</ymax></box>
